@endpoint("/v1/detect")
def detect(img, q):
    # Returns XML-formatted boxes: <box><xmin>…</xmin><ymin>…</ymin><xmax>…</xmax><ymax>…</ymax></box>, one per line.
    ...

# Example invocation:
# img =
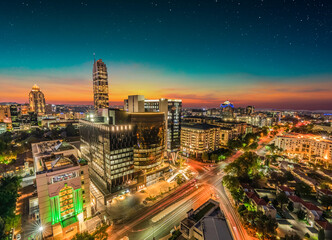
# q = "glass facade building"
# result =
<box><xmin>129</xmin><ymin>113</ymin><xmax>165</xmax><ymax>172</ymax></box>
<box><xmin>80</xmin><ymin>110</ymin><xmax>136</xmax><ymax>201</ymax></box>
<box><xmin>124</xmin><ymin>96</ymin><xmax>182</xmax><ymax>162</ymax></box>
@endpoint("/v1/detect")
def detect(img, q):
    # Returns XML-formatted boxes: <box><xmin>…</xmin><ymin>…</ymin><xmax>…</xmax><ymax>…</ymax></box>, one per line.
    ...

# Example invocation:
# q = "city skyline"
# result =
<box><xmin>0</xmin><ymin>0</ymin><xmax>331</xmax><ymax>110</ymax></box>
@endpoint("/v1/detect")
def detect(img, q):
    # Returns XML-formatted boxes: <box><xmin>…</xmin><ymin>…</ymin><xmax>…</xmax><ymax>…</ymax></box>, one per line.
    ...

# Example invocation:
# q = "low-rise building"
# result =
<box><xmin>301</xmin><ymin>202</ymin><xmax>323</xmax><ymax>226</ymax></box>
<box><xmin>32</xmin><ymin>140</ymin><xmax>91</xmax><ymax>240</ymax></box>
<box><xmin>277</xmin><ymin>186</ymin><xmax>296</xmax><ymax>196</ymax></box>
<box><xmin>180</xmin><ymin>199</ymin><xmax>233</xmax><ymax>240</ymax></box>
<box><xmin>314</xmin><ymin>220</ymin><xmax>332</xmax><ymax>239</ymax></box>
<box><xmin>275</xmin><ymin>133</ymin><xmax>332</xmax><ymax>166</ymax></box>
<box><xmin>245</xmin><ymin>192</ymin><xmax>277</xmax><ymax>218</ymax></box>
<box><xmin>288</xmin><ymin>195</ymin><xmax>304</xmax><ymax>211</ymax></box>
<box><xmin>317</xmin><ymin>188</ymin><xmax>332</xmax><ymax>202</ymax></box>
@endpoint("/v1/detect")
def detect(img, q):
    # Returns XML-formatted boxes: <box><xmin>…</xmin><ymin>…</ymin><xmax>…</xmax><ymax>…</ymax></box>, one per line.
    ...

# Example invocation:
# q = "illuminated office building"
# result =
<box><xmin>80</xmin><ymin>109</ymin><xmax>168</xmax><ymax>203</ymax></box>
<box><xmin>80</xmin><ymin>109</ymin><xmax>136</xmax><ymax>204</ymax></box>
<box><xmin>93</xmin><ymin>59</ymin><xmax>109</xmax><ymax>110</ymax></box>
<box><xmin>29</xmin><ymin>84</ymin><xmax>46</xmax><ymax>114</ymax></box>
<box><xmin>129</xmin><ymin>113</ymin><xmax>167</xmax><ymax>185</ymax></box>
<box><xmin>220</xmin><ymin>100</ymin><xmax>234</xmax><ymax>120</ymax></box>
<box><xmin>181</xmin><ymin>123</ymin><xmax>231</xmax><ymax>160</ymax></box>
<box><xmin>32</xmin><ymin>140</ymin><xmax>91</xmax><ymax>239</ymax></box>
<box><xmin>124</xmin><ymin>95</ymin><xmax>182</xmax><ymax>162</ymax></box>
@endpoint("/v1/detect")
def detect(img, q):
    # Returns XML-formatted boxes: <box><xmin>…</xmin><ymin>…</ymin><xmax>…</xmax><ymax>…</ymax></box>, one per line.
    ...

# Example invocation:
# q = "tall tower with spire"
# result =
<box><xmin>93</xmin><ymin>58</ymin><xmax>109</xmax><ymax>110</ymax></box>
<box><xmin>29</xmin><ymin>84</ymin><xmax>45</xmax><ymax>114</ymax></box>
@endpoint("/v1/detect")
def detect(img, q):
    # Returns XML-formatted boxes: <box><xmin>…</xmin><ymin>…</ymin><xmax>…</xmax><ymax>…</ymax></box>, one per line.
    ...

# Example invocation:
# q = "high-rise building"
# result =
<box><xmin>246</xmin><ymin>106</ymin><xmax>255</xmax><ymax>115</ymax></box>
<box><xmin>180</xmin><ymin>123</ymin><xmax>231</xmax><ymax>160</ymax></box>
<box><xmin>32</xmin><ymin>140</ymin><xmax>91</xmax><ymax>239</ymax></box>
<box><xmin>10</xmin><ymin>104</ymin><xmax>20</xmax><ymax>129</ymax></box>
<box><xmin>220</xmin><ymin>100</ymin><xmax>234</xmax><ymax>120</ymax></box>
<box><xmin>80</xmin><ymin>109</ymin><xmax>136</xmax><ymax>204</ymax></box>
<box><xmin>93</xmin><ymin>59</ymin><xmax>109</xmax><ymax>110</ymax></box>
<box><xmin>124</xmin><ymin>95</ymin><xmax>182</xmax><ymax>162</ymax></box>
<box><xmin>129</xmin><ymin>112</ymin><xmax>166</xmax><ymax>182</ymax></box>
<box><xmin>80</xmin><ymin>109</ymin><xmax>168</xmax><ymax>203</ymax></box>
<box><xmin>29</xmin><ymin>84</ymin><xmax>46</xmax><ymax>114</ymax></box>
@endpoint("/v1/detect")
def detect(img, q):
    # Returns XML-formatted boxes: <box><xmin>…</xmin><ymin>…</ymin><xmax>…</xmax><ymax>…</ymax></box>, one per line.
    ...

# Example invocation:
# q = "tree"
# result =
<box><xmin>222</xmin><ymin>175</ymin><xmax>239</xmax><ymax>191</ymax></box>
<box><xmin>295</xmin><ymin>182</ymin><xmax>312</xmax><ymax>197</ymax></box>
<box><xmin>176</xmin><ymin>175</ymin><xmax>184</xmax><ymax>185</ymax></box>
<box><xmin>318</xmin><ymin>229</ymin><xmax>325</xmax><ymax>240</ymax></box>
<box><xmin>93</xmin><ymin>224</ymin><xmax>108</xmax><ymax>240</ymax></box>
<box><xmin>65</xmin><ymin>124</ymin><xmax>78</xmax><ymax>137</ymax></box>
<box><xmin>284</xmin><ymin>234</ymin><xmax>301</xmax><ymax>240</ymax></box>
<box><xmin>224</xmin><ymin>152</ymin><xmax>261</xmax><ymax>182</ymax></box>
<box><xmin>262</xmin><ymin>196</ymin><xmax>270</xmax><ymax>204</ymax></box>
<box><xmin>0</xmin><ymin>176</ymin><xmax>22</xmax><ymax>238</ymax></box>
<box><xmin>230</xmin><ymin>188</ymin><xmax>244</xmax><ymax>205</ymax></box>
<box><xmin>72</xmin><ymin>232</ymin><xmax>95</xmax><ymax>240</ymax></box>
<box><xmin>320</xmin><ymin>195</ymin><xmax>332</xmax><ymax>211</ymax></box>
<box><xmin>249</xmin><ymin>142</ymin><xmax>258</xmax><ymax>150</ymax></box>
<box><xmin>202</xmin><ymin>152</ymin><xmax>209</xmax><ymax>162</ymax></box>
<box><xmin>287</xmin><ymin>201</ymin><xmax>294</xmax><ymax>212</ymax></box>
<box><xmin>297</xmin><ymin>209</ymin><xmax>305</xmax><ymax>220</ymax></box>
<box><xmin>210</xmin><ymin>153</ymin><xmax>218</xmax><ymax>162</ymax></box>
<box><xmin>284</xmin><ymin>171</ymin><xmax>294</xmax><ymax>181</ymax></box>
<box><xmin>276</xmin><ymin>192</ymin><xmax>289</xmax><ymax>209</ymax></box>
<box><xmin>227</xmin><ymin>139</ymin><xmax>242</xmax><ymax>150</ymax></box>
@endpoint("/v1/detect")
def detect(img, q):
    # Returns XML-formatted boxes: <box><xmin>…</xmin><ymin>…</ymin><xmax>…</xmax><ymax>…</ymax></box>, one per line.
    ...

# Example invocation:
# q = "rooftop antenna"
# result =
<box><xmin>93</xmin><ymin>52</ymin><xmax>96</xmax><ymax>63</ymax></box>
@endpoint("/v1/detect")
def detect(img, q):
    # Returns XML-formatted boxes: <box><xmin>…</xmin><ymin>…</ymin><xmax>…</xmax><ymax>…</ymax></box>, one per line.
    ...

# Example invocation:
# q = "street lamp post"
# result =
<box><xmin>38</xmin><ymin>226</ymin><xmax>43</xmax><ymax>240</ymax></box>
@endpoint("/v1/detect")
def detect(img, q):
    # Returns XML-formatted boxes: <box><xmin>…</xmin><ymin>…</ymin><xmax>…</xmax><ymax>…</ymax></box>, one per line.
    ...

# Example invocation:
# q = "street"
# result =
<box><xmin>107</xmin><ymin>135</ymin><xmax>276</xmax><ymax>240</ymax></box>
<box><xmin>107</xmin><ymin>153</ymin><xmax>249</xmax><ymax>240</ymax></box>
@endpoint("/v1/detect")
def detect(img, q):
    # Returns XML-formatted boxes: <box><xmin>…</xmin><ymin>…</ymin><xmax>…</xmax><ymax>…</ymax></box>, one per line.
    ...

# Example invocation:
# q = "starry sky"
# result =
<box><xmin>0</xmin><ymin>0</ymin><xmax>331</xmax><ymax>110</ymax></box>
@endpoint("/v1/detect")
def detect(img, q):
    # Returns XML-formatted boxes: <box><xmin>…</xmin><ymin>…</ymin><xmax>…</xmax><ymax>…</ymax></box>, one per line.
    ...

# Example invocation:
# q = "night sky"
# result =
<box><xmin>0</xmin><ymin>0</ymin><xmax>331</xmax><ymax>110</ymax></box>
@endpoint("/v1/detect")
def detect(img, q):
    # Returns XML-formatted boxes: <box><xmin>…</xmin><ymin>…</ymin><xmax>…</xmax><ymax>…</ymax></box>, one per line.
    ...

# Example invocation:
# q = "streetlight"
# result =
<box><xmin>38</xmin><ymin>225</ymin><xmax>43</xmax><ymax>240</ymax></box>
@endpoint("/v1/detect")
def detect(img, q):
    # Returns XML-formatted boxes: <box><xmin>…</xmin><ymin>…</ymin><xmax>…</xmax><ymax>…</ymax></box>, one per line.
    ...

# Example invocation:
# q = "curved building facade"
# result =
<box><xmin>130</xmin><ymin>113</ymin><xmax>165</xmax><ymax>172</ymax></box>
<box><xmin>29</xmin><ymin>84</ymin><xmax>45</xmax><ymax>114</ymax></box>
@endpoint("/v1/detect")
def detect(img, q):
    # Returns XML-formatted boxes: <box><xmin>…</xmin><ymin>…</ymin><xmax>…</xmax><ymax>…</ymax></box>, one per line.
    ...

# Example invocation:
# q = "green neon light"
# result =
<box><xmin>74</xmin><ymin>188</ymin><xmax>83</xmax><ymax>214</ymax></box>
<box><xmin>50</xmin><ymin>196</ymin><xmax>61</xmax><ymax>224</ymax></box>
<box><xmin>50</xmin><ymin>187</ymin><xmax>83</xmax><ymax>225</ymax></box>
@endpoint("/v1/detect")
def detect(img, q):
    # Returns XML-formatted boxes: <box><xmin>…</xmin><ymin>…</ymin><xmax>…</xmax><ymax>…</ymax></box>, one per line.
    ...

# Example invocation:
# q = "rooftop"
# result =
<box><xmin>182</xmin><ymin>123</ymin><xmax>219</xmax><ymax>131</ymax></box>
<box><xmin>32</xmin><ymin>140</ymin><xmax>79</xmax><ymax>173</ymax></box>
<box><xmin>278</xmin><ymin>133</ymin><xmax>332</xmax><ymax>144</ymax></box>
<box><xmin>278</xmin><ymin>185</ymin><xmax>295</xmax><ymax>193</ymax></box>
<box><xmin>201</xmin><ymin>217</ymin><xmax>233</xmax><ymax>240</ymax></box>
<box><xmin>288</xmin><ymin>195</ymin><xmax>305</xmax><ymax>204</ymax></box>
<box><xmin>318</xmin><ymin>189</ymin><xmax>332</xmax><ymax>196</ymax></box>
<box><xmin>315</xmin><ymin>220</ymin><xmax>332</xmax><ymax>230</ymax></box>
<box><xmin>193</xmin><ymin>202</ymin><xmax>216</xmax><ymax>221</ymax></box>
<box><xmin>302</xmin><ymin>202</ymin><xmax>322</xmax><ymax>212</ymax></box>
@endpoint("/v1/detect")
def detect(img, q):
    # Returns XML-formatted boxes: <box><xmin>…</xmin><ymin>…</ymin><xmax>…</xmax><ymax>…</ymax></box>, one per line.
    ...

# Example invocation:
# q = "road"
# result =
<box><xmin>108</xmin><ymin>136</ymin><xmax>276</xmax><ymax>240</ymax></box>
<box><xmin>108</xmin><ymin>152</ymin><xmax>249</xmax><ymax>240</ymax></box>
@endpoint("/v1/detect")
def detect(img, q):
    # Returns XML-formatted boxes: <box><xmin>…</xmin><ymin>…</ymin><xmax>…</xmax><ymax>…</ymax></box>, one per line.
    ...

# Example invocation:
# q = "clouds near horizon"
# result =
<box><xmin>0</xmin><ymin>62</ymin><xmax>331</xmax><ymax>110</ymax></box>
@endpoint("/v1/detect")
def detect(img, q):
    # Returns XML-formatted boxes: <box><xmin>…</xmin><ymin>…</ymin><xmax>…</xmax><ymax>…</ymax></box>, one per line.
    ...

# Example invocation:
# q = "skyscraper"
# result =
<box><xmin>93</xmin><ymin>59</ymin><xmax>109</xmax><ymax>110</ymax></box>
<box><xmin>220</xmin><ymin>100</ymin><xmax>234</xmax><ymax>120</ymax></box>
<box><xmin>124</xmin><ymin>95</ymin><xmax>182</xmax><ymax>163</ymax></box>
<box><xmin>29</xmin><ymin>84</ymin><xmax>45</xmax><ymax>114</ymax></box>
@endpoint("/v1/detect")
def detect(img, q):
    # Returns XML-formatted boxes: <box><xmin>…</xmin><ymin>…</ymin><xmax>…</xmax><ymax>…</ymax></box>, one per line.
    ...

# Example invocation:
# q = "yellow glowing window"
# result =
<box><xmin>59</xmin><ymin>185</ymin><xmax>74</xmax><ymax>219</ymax></box>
